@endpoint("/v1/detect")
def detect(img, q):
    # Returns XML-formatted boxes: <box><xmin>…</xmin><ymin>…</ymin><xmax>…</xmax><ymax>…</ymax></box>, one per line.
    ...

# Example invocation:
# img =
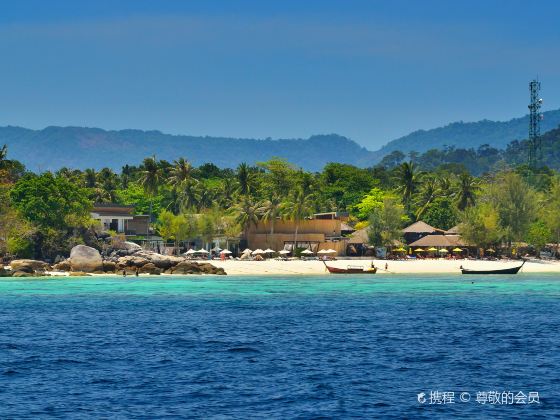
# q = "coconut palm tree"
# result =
<box><xmin>394</xmin><ymin>161</ymin><xmax>421</xmax><ymax>213</ymax></box>
<box><xmin>237</xmin><ymin>163</ymin><xmax>251</xmax><ymax>196</ymax></box>
<box><xmin>259</xmin><ymin>194</ymin><xmax>282</xmax><ymax>247</ymax></box>
<box><xmin>414</xmin><ymin>175</ymin><xmax>439</xmax><ymax>220</ymax></box>
<box><xmin>83</xmin><ymin>168</ymin><xmax>97</xmax><ymax>188</ymax></box>
<box><xmin>455</xmin><ymin>172</ymin><xmax>479</xmax><ymax>210</ymax></box>
<box><xmin>231</xmin><ymin>196</ymin><xmax>261</xmax><ymax>240</ymax></box>
<box><xmin>139</xmin><ymin>156</ymin><xmax>163</xmax><ymax>243</ymax></box>
<box><xmin>281</xmin><ymin>189</ymin><xmax>314</xmax><ymax>251</ymax></box>
<box><xmin>168</xmin><ymin>158</ymin><xmax>193</xmax><ymax>189</ymax></box>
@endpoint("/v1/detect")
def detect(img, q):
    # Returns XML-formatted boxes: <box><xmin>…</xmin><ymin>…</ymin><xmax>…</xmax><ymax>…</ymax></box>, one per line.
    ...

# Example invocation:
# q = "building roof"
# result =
<box><xmin>340</xmin><ymin>222</ymin><xmax>355</xmax><ymax>233</ymax></box>
<box><xmin>93</xmin><ymin>203</ymin><xmax>134</xmax><ymax>209</ymax></box>
<box><xmin>409</xmin><ymin>234</ymin><xmax>466</xmax><ymax>247</ymax></box>
<box><xmin>402</xmin><ymin>221</ymin><xmax>442</xmax><ymax>234</ymax></box>
<box><xmin>348</xmin><ymin>227</ymin><xmax>369</xmax><ymax>244</ymax></box>
<box><xmin>445</xmin><ymin>225</ymin><xmax>460</xmax><ymax>234</ymax></box>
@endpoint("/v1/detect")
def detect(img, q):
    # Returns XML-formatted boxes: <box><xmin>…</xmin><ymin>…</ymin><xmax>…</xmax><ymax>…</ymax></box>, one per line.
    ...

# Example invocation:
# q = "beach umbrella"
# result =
<box><xmin>486</xmin><ymin>248</ymin><xmax>496</xmax><ymax>253</ymax></box>
<box><xmin>220</xmin><ymin>249</ymin><xmax>232</xmax><ymax>254</ymax></box>
<box><xmin>452</xmin><ymin>248</ymin><xmax>464</xmax><ymax>252</ymax></box>
<box><xmin>317</xmin><ymin>249</ymin><xmax>328</xmax><ymax>254</ymax></box>
<box><xmin>264</xmin><ymin>248</ymin><xmax>276</xmax><ymax>254</ymax></box>
<box><xmin>185</xmin><ymin>249</ymin><xmax>196</xmax><ymax>255</ymax></box>
<box><xmin>197</xmin><ymin>248</ymin><xmax>209</xmax><ymax>254</ymax></box>
<box><xmin>278</xmin><ymin>250</ymin><xmax>290</xmax><ymax>254</ymax></box>
<box><xmin>326</xmin><ymin>249</ymin><xmax>337</xmax><ymax>254</ymax></box>
<box><xmin>211</xmin><ymin>246</ymin><xmax>222</xmax><ymax>252</ymax></box>
<box><xmin>301</xmin><ymin>249</ymin><xmax>314</xmax><ymax>255</ymax></box>
<box><xmin>414</xmin><ymin>248</ymin><xmax>424</xmax><ymax>252</ymax></box>
<box><xmin>395</xmin><ymin>247</ymin><xmax>407</xmax><ymax>252</ymax></box>
<box><xmin>252</xmin><ymin>249</ymin><xmax>265</xmax><ymax>255</ymax></box>
<box><xmin>439</xmin><ymin>248</ymin><xmax>449</xmax><ymax>253</ymax></box>
<box><xmin>428</xmin><ymin>247</ymin><xmax>437</xmax><ymax>252</ymax></box>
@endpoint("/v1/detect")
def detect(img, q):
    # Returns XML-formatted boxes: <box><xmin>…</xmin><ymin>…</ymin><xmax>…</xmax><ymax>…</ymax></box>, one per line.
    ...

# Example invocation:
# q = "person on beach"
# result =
<box><xmin>122</xmin><ymin>269</ymin><xmax>127</xmax><ymax>277</ymax></box>
<box><xmin>385</xmin><ymin>263</ymin><xmax>388</xmax><ymax>270</ymax></box>
<box><xmin>135</xmin><ymin>268</ymin><xmax>139</xmax><ymax>277</ymax></box>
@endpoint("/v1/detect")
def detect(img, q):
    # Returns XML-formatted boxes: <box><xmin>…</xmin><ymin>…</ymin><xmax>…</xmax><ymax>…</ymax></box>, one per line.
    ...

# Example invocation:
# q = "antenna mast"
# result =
<box><xmin>528</xmin><ymin>79</ymin><xmax>543</xmax><ymax>167</ymax></box>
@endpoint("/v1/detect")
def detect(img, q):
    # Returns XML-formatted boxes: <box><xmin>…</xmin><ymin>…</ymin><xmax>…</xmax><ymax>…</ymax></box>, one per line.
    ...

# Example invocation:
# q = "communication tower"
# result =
<box><xmin>528</xmin><ymin>80</ymin><xmax>543</xmax><ymax>167</ymax></box>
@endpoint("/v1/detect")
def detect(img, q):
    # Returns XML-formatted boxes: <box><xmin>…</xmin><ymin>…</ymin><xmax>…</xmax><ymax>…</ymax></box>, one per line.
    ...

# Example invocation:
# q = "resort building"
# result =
<box><xmin>402</xmin><ymin>221</ymin><xmax>444</xmax><ymax>245</ymax></box>
<box><xmin>246</xmin><ymin>212</ymin><xmax>350</xmax><ymax>255</ymax></box>
<box><xmin>90</xmin><ymin>203</ymin><xmax>149</xmax><ymax>236</ymax></box>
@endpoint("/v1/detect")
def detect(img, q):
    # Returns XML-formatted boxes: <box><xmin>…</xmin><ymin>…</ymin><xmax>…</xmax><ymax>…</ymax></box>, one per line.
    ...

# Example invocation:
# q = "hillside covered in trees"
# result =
<box><xmin>1</xmin><ymin>141</ymin><xmax>560</xmax><ymax>262</ymax></box>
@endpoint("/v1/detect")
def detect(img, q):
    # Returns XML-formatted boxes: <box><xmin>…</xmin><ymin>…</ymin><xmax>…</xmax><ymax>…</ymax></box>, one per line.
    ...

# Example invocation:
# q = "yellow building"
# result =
<box><xmin>246</xmin><ymin>212</ymin><xmax>352</xmax><ymax>255</ymax></box>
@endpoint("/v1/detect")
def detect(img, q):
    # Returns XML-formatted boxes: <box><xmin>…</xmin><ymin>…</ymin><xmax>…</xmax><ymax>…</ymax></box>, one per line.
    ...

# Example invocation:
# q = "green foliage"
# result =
<box><xmin>527</xmin><ymin>221</ymin><xmax>552</xmax><ymax>254</ymax></box>
<box><xmin>116</xmin><ymin>183</ymin><xmax>165</xmax><ymax>218</ymax></box>
<box><xmin>423</xmin><ymin>197</ymin><xmax>458</xmax><ymax>231</ymax></box>
<box><xmin>7</xmin><ymin>236</ymin><xmax>33</xmax><ymax>258</ymax></box>
<box><xmin>10</xmin><ymin>173</ymin><xmax>92</xmax><ymax>230</ymax></box>
<box><xmin>354</xmin><ymin>188</ymin><xmax>387</xmax><ymax>220</ymax></box>
<box><xmin>459</xmin><ymin>203</ymin><xmax>504</xmax><ymax>249</ymax></box>
<box><xmin>367</xmin><ymin>198</ymin><xmax>407</xmax><ymax>247</ymax></box>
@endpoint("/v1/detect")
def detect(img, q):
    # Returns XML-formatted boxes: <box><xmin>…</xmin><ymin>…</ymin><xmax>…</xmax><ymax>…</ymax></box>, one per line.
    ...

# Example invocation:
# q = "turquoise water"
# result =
<box><xmin>1</xmin><ymin>274</ymin><xmax>559</xmax><ymax>418</ymax></box>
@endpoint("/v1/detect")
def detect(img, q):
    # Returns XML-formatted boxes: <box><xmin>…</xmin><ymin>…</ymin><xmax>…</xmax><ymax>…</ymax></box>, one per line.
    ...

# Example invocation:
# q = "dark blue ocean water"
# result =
<box><xmin>1</xmin><ymin>274</ymin><xmax>559</xmax><ymax>419</ymax></box>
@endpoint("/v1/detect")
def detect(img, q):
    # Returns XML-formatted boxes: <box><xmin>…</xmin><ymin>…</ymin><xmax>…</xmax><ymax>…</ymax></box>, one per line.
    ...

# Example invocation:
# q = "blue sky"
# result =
<box><xmin>0</xmin><ymin>0</ymin><xmax>559</xmax><ymax>150</ymax></box>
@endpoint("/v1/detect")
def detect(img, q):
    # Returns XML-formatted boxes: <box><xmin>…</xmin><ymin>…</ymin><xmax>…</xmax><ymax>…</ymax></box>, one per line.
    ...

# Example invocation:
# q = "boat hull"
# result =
<box><xmin>324</xmin><ymin>263</ymin><xmax>377</xmax><ymax>274</ymax></box>
<box><xmin>461</xmin><ymin>265</ymin><xmax>523</xmax><ymax>275</ymax></box>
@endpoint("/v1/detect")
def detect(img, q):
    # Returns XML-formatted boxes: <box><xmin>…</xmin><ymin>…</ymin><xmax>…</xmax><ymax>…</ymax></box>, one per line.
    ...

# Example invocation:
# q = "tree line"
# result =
<box><xmin>1</xmin><ymin>143</ymin><xmax>559</xmax><ymax>260</ymax></box>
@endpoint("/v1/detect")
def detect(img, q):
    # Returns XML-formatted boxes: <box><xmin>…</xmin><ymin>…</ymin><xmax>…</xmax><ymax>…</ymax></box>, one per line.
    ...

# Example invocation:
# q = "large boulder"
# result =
<box><xmin>116</xmin><ymin>255</ymin><xmax>149</xmax><ymax>269</ymax></box>
<box><xmin>10</xmin><ymin>259</ymin><xmax>50</xmax><ymax>273</ymax></box>
<box><xmin>52</xmin><ymin>260</ymin><xmax>72</xmax><ymax>272</ymax></box>
<box><xmin>138</xmin><ymin>263</ymin><xmax>161</xmax><ymax>275</ymax></box>
<box><xmin>69</xmin><ymin>245</ymin><xmax>103</xmax><ymax>273</ymax></box>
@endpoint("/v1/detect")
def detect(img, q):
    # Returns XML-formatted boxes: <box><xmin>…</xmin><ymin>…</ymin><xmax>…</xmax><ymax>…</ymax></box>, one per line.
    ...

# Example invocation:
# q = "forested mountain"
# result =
<box><xmin>2</xmin><ymin>108</ymin><xmax>560</xmax><ymax>172</ymax></box>
<box><xmin>0</xmin><ymin>126</ymin><xmax>375</xmax><ymax>172</ymax></box>
<box><xmin>373</xmin><ymin>109</ymin><xmax>560</xmax><ymax>159</ymax></box>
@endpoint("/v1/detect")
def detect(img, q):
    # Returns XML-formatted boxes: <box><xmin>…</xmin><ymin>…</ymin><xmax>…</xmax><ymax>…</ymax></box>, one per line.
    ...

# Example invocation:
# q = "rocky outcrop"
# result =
<box><xmin>69</xmin><ymin>245</ymin><xmax>103</xmax><ymax>273</ymax></box>
<box><xmin>102</xmin><ymin>261</ymin><xmax>117</xmax><ymax>273</ymax></box>
<box><xmin>138</xmin><ymin>263</ymin><xmax>161</xmax><ymax>275</ymax></box>
<box><xmin>52</xmin><ymin>260</ymin><xmax>72</xmax><ymax>272</ymax></box>
<box><xmin>0</xmin><ymin>267</ymin><xmax>13</xmax><ymax>277</ymax></box>
<box><xmin>170</xmin><ymin>261</ymin><xmax>226</xmax><ymax>275</ymax></box>
<box><xmin>10</xmin><ymin>259</ymin><xmax>50</xmax><ymax>273</ymax></box>
<box><xmin>68</xmin><ymin>271</ymin><xmax>91</xmax><ymax>277</ymax></box>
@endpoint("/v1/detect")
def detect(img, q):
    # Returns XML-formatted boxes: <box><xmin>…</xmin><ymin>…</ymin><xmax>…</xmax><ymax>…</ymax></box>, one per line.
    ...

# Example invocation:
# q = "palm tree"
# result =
<box><xmin>455</xmin><ymin>172</ymin><xmax>479</xmax><ymax>210</ymax></box>
<box><xmin>259</xmin><ymin>194</ymin><xmax>282</xmax><ymax>247</ymax></box>
<box><xmin>231</xmin><ymin>196</ymin><xmax>261</xmax><ymax>240</ymax></box>
<box><xmin>83</xmin><ymin>168</ymin><xmax>97</xmax><ymax>188</ymax></box>
<box><xmin>394</xmin><ymin>161</ymin><xmax>421</xmax><ymax>213</ymax></box>
<box><xmin>168</xmin><ymin>158</ymin><xmax>193</xmax><ymax>189</ymax></box>
<box><xmin>139</xmin><ymin>156</ymin><xmax>163</xmax><ymax>243</ymax></box>
<box><xmin>414</xmin><ymin>175</ymin><xmax>439</xmax><ymax>220</ymax></box>
<box><xmin>281</xmin><ymin>189</ymin><xmax>314</xmax><ymax>251</ymax></box>
<box><xmin>237</xmin><ymin>163</ymin><xmax>251</xmax><ymax>195</ymax></box>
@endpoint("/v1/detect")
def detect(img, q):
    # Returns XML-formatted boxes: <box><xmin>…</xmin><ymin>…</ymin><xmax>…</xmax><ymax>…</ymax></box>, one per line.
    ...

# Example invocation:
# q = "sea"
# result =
<box><xmin>1</xmin><ymin>274</ymin><xmax>559</xmax><ymax>419</ymax></box>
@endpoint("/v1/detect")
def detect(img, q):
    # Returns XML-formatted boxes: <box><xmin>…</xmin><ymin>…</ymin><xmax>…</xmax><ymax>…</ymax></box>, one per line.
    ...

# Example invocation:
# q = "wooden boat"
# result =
<box><xmin>322</xmin><ymin>260</ymin><xmax>377</xmax><ymax>274</ymax></box>
<box><xmin>461</xmin><ymin>260</ymin><xmax>525</xmax><ymax>275</ymax></box>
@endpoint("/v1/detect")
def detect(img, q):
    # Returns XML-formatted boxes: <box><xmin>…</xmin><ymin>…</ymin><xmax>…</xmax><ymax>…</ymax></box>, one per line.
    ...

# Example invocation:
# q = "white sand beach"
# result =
<box><xmin>209</xmin><ymin>258</ymin><xmax>560</xmax><ymax>276</ymax></box>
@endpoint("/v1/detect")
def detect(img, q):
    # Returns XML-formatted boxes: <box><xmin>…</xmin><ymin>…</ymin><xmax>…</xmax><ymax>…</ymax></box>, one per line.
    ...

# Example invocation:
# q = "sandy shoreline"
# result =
<box><xmin>5</xmin><ymin>258</ymin><xmax>560</xmax><ymax>277</ymax></box>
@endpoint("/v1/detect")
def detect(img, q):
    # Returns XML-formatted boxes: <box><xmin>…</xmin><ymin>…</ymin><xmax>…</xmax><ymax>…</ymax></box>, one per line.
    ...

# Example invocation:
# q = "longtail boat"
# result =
<box><xmin>322</xmin><ymin>260</ymin><xmax>377</xmax><ymax>274</ymax></box>
<box><xmin>461</xmin><ymin>260</ymin><xmax>525</xmax><ymax>275</ymax></box>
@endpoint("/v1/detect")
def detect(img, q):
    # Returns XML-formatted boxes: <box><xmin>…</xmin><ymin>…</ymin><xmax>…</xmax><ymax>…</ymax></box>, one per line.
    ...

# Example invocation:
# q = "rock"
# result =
<box><xmin>102</xmin><ymin>261</ymin><xmax>117</xmax><ymax>273</ymax></box>
<box><xmin>12</xmin><ymin>271</ymin><xmax>33</xmax><ymax>277</ymax></box>
<box><xmin>122</xmin><ymin>241</ymin><xmax>142</xmax><ymax>251</ymax></box>
<box><xmin>52</xmin><ymin>260</ymin><xmax>72</xmax><ymax>272</ymax></box>
<box><xmin>10</xmin><ymin>259</ymin><xmax>50</xmax><ymax>272</ymax></box>
<box><xmin>69</xmin><ymin>245</ymin><xmax>103</xmax><ymax>273</ymax></box>
<box><xmin>117</xmin><ymin>255</ymin><xmax>148</xmax><ymax>269</ymax></box>
<box><xmin>135</xmin><ymin>251</ymin><xmax>182</xmax><ymax>270</ymax></box>
<box><xmin>0</xmin><ymin>267</ymin><xmax>13</xmax><ymax>277</ymax></box>
<box><xmin>138</xmin><ymin>263</ymin><xmax>161</xmax><ymax>275</ymax></box>
<box><xmin>68</xmin><ymin>271</ymin><xmax>91</xmax><ymax>277</ymax></box>
<box><xmin>170</xmin><ymin>261</ymin><xmax>226</xmax><ymax>275</ymax></box>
